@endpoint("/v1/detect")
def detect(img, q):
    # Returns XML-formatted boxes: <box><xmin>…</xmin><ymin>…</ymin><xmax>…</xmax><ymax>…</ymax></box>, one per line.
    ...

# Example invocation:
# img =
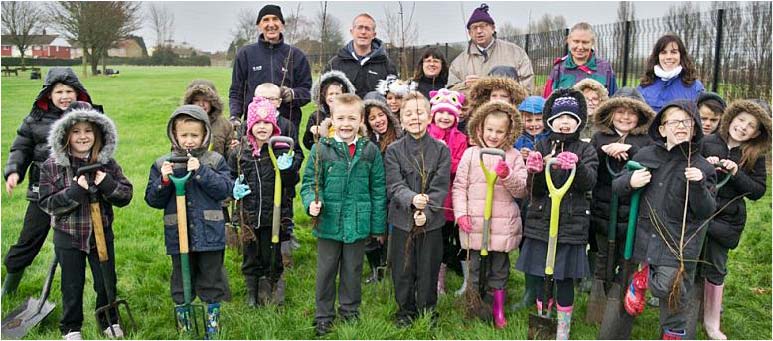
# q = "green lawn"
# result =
<box><xmin>1</xmin><ymin>66</ymin><xmax>770</xmax><ymax>339</ymax></box>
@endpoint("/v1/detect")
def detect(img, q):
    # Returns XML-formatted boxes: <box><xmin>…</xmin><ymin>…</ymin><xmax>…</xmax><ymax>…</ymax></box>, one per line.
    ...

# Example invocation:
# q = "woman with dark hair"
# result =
<box><xmin>414</xmin><ymin>48</ymin><xmax>449</xmax><ymax>98</ymax></box>
<box><xmin>637</xmin><ymin>34</ymin><xmax>704</xmax><ymax>112</ymax></box>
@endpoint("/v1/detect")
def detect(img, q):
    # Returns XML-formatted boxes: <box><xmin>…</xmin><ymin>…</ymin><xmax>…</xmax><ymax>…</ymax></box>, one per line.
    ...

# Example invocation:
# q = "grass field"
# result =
<box><xmin>1</xmin><ymin>66</ymin><xmax>771</xmax><ymax>339</ymax></box>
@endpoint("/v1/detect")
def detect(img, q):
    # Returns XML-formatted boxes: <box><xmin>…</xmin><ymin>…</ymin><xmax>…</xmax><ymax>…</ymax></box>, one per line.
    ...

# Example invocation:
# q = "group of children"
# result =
<box><xmin>3</xmin><ymin>66</ymin><xmax>770</xmax><ymax>340</ymax></box>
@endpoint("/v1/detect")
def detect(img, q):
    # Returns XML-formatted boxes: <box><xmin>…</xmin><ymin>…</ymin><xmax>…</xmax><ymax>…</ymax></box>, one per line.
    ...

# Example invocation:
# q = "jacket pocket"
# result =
<box><xmin>319</xmin><ymin>202</ymin><xmax>343</xmax><ymax>236</ymax></box>
<box><xmin>202</xmin><ymin>209</ymin><xmax>225</xmax><ymax>244</ymax></box>
<box><xmin>356</xmin><ymin>202</ymin><xmax>372</xmax><ymax>236</ymax></box>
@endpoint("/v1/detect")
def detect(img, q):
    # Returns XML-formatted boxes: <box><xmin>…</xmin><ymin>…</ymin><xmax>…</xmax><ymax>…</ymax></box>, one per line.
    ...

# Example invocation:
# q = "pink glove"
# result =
<box><xmin>526</xmin><ymin>151</ymin><xmax>544</xmax><ymax>174</ymax></box>
<box><xmin>494</xmin><ymin>160</ymin><xmax>510</xmax><ymax>178</ymax></box>
<box><xmin>457</xmin><ymin>215</ymin><xmax>473</xmax><ymax>233</ymax></box>
<box><xmin>556</xmin><ymin>151</ymin><xmax>579</xmax><ymax>170</ymax></box>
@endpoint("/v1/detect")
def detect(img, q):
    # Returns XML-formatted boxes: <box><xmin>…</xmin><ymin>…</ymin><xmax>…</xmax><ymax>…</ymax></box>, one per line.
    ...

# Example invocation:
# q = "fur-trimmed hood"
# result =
<box><xmin>720</xmin><ymin>99</ymin><xmax>772</xmax><ymax>155</ymax></box>
<box><xmin>48</xmin><ymin>108</ymin><xmax>117</xmax><ymax>167</ymax></box>
<box><xmin>311</xmin><ymin>70</ymin><xmax>356</xmax><ymax>110</ymax></box>
<box><xmin>182</xmin><ymin>79</ymin><xmax>223</xmax><ymax>118</ymax></box>
<box><xmin>593</xmin><ymin>87</ymin><xmax>655</xmax><ymax>136</ymax></box>
<box><xmin>466</xmin><ymin>100</ymin><xmax>522</xmax><ymax>149</ymax></box>
<box><xmin>572</xmin><ymin>78</ymin><xmax>609</xmax><ymax>102</ymax></box>
<box><xmin>470</xmin><ymin>76</ymin><xmax>528</xmax><ymax>110</ymax></box>
<box><xmin>166</xmin><ymin>105</ymin><xmax>212</xmax><ymax>156</ymax></box>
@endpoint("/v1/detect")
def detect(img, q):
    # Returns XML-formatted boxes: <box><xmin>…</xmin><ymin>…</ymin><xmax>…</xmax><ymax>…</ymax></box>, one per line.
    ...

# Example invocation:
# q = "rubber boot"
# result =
<box><xmin>511</xmin><ymin>273</ymin><xmax>539</xmax><ymax>311</ymax></box>
<box><xmin>245</xmin><ymin>275</ymin><xmax>258</xmax><ymax>308</ymax></box>
<box><xmin>205</xmin><ymin>303</ymin><xmax>220</xmax><ymax>340</ymax></box>
<box><xmin>437</xmin><ymin>263</ymin><xmax>447</xmax><ymax>295</ymax></box>
<box><xmin>556</xmin><ymin>304</ymin><xmax>573</xmax><ymax>340</ymax></box>
<box><xmin>1</xmin><ymin>270</ymin><xmax>24</xmax><ymax>298</ymax></box>
<box><xmin>257</xmin><ymin>277</ymin><xmax>271</xmax><ymax>305</ymax></box>
<box><xmin>175</xmin><ymin>306</ymin><xmax>192</xmax><ymax>333</ymax></box>
<box><xmin>579</xmin><ymin>252</ymin><xmax>596</xmax><ymax>293</ymax></box>
<box><xmin>455</xmin><ymin>261</ymin><xmax>469</xmax><ymax>296</ymax></box>
<box><xmin>492</xmin><ymin>289</ymin><xmax>507</xmax><ymax>329</ymax></box>
<box><xmin>662</xmin><ymin>328</ymin><xmax>685</xmax><ymax>340</ymax></box>
<box><xmin>703</xmin><ymin>280</ymin><xmax>727</xmax><ymax>340</ymax></box>
<box><xmin>272</xmin><ymin>275</ymin><xmax>286</xmax><ymax>306</ymax></box>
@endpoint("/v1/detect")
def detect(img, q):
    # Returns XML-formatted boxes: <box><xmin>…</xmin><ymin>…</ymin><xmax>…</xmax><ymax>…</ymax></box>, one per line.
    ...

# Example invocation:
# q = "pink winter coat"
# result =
<box><xmin>452</xmin><ymin>146</ymin><xmax>527</xmax><ymax>252</ymax></box>
<box><xmin>428</xmin><ymin>123</ymin><xmax>469</xmax><ymax>222</ymax></box>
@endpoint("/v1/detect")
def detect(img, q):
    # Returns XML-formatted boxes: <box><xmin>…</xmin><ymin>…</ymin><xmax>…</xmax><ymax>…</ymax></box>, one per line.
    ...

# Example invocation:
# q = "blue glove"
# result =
<box><xmin>276</xmin><ymin>151</ymin><xmax>294</xmax><ymax>171</ymax></box>
<box><xmin>232</xmin><ymin>175</ymin><xmax>251</xmax><ymax>200</ymax></box>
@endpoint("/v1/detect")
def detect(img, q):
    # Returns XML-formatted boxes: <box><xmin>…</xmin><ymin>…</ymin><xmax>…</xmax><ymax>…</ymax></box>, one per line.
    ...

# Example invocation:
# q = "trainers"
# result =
<box><xmin>624</xmin><ymin>266</ymin><xmax>649</xmax><ymax>316</ymax></box>
<box><xmin>104</xmin><ymin>324</ymin><xmax>124</xmax><ymax>338</ymax></box>
<box><xmin>63</xmin><ymin>331</ymin><xmax>83</xmax><ymax>340</ymax></box>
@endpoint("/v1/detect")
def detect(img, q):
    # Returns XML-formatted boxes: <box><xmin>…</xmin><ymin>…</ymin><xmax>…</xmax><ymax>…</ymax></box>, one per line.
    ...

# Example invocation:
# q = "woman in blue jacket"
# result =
<box><xmin>637</xmin><ymin>34</ymin><xmax>704</xmax><ymax>113</ymax></box>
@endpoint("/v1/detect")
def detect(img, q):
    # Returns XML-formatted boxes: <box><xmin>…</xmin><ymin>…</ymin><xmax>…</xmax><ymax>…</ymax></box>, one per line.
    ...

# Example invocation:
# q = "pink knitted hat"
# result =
<box><xmin>429</xmin><ymin>88</ymin><xmax>465</xmax><ymax>122</ymax></box>
<box><xmin>246</xmin><ymin>96</ymin><xmax>281</xmax><ymax>155</ymax></box>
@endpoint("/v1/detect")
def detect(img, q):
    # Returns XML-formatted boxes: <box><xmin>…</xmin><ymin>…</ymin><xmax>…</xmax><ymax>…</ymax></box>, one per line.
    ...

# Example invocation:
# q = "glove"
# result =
<box><xmin>276</xmin><ymin>151</ymin><xmax>294</xmax><ymax>170</ymax></box>
<box><xmin>526</xmin><ymin>151</ymin><xmax>544</xmax><ymax>174</ymax></box>
<box><xmin>457</xmin><ymin>215</ymin><xmax>473</xmax><ymax>233</ymax></box>
<box><xmin>280</xmin><ymin>86</ymin><xmax>294</xmax><ymax>103</ymax></box>
<box><xmin>555</xmin><ymin>151</ymin><xmax>578</xmax><ymax>170</ymax></box>
<box><xmin>494</xmin><ymin>160</ymin><xmax>510</xmax><ymax>178</ymax></box>
<box><xmin>414</xmin><ymin>211</ymin><xmax>427</xmax><ymax>227</ymax></box>
<box><xmin>232</xmin><ymin>175</ymin><xmax>251</xmax><ymax>200</ymax></box>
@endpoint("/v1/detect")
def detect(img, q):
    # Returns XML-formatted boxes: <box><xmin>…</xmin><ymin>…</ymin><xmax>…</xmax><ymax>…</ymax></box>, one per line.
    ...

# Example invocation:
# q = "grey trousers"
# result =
<box><xmin>315</xmin><ymin>238</ymin><xmax>366</xmax><ymax>323</ymax></box>
<box><xmin>701</xmin><ymin>237</ymin><xmax>729</xmax><ymax>285</ymax></box>
<box><xmin>468</xmin><ymin>250</ymin><xmax>510</xmax><ymax>290</ymax></box>
<box><xmin>391</xmin><ymin>228</ymin><xmax>443</xmax><ymax>319</ymax></box>
<box><xmin>170</xmin><ymin>250</ymin><xmax>231</xmax><ymax>304</ymax></box>
<box><xmin>649</xmin><ymin>264</ymin><xmax>696</xmax><ymax>331</ymax></box>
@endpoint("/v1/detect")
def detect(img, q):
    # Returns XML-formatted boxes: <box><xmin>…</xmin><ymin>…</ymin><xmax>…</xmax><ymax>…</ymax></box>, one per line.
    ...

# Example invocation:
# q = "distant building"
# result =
<box><xmin>1</xmin><ymin>34</ymin><xmax>72</xmax><ymax>59</ymax></box>
<box><xmin>70</xmin><ymin>36</ymin><xmax>148</xmax><ymax>59</ymax></box>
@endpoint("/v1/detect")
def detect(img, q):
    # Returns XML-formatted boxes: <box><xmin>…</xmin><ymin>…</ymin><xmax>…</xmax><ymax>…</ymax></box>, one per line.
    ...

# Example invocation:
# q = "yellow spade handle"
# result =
<box><xmin>176</xmin><ymin>195</ymin><xmax>189</xmax><ymax>254</ymax></box>
<box><xmin>544</xmin><ymin>159</ymin><xmax>577</xmax><ymax>275</ymax></box>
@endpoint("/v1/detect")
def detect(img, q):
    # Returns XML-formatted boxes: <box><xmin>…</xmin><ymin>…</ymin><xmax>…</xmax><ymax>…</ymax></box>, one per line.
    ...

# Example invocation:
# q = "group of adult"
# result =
<box><xmin>227</xmin><ymin>3</ymin><xmax>704</xmax><ymax>135</ymax></box>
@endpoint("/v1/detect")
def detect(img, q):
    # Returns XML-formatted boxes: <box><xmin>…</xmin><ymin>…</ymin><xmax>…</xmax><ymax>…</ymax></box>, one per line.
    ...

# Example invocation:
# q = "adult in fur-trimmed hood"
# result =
<box><xmin>303</xmin><ymin>70</ymin><xmax>357</xmax><ymax>149</ymax></box>
<box><xmin>587</xmin><ymin>87</ymin><xmax>655</xmax><ymax>294</ymax></box>
<box><xmin>183</xmin><ymin>79</ymin><xmax>233</xmax><ymax>156</ymax></box>
<box><xmin>38</xmin><ymin>104</ymin><xmax>133</xmax><ymax>338</ymax></box>
<box><xmin>468</xmin><ymin>76</ymin><xmax>528</xmax><ymax>126</ymax></box>
<box><xmin>697</xmin><ymin>99</ymin><xmax>770</xmax><ymax>340</ymax></box>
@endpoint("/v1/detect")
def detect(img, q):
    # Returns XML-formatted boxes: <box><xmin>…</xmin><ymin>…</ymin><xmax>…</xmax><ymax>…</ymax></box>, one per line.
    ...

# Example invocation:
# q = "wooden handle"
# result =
<box><xmin>90</xmin><ymin>203</ymin><xmax>109</xmax><ymax>262</ymax></box>
<box><xmin>176</xmin><ymin>196</ymin><xmax>189</xmax><ymax>254</ymax></box>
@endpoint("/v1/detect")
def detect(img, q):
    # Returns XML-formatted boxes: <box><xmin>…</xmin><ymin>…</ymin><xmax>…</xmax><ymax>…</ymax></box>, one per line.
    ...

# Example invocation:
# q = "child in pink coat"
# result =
<box><xmin>427</xmin><ymin>88</ymin><xmax>469</xmax><ymax>295</ymax></box>
<box><xmin>452</xmin><ymin>101</ymin><xmax>528</xmax><ymax>328</ymax></box>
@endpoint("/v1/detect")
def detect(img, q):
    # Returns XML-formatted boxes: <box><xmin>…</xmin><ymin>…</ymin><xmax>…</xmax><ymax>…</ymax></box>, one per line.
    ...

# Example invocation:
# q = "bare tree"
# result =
<box><xmin>497</xmin><ymin>22</ymin><xmax>523</xmax><ymax>40</ymax></box>
<box><xmin>283</xmin><ymin>3</ymin><xmax>315</xmax><ymax>45</ymax></box>
<box><xmin>48</xmin><ymin>1</ymin><xmax>141</xmax><ymax>76</ymax></box>
<box><xmin>148</xmin><ymin>3</ymin><xmax>175</xmax><ymax>48</ymax></box>
<box><xmin>1</xmin><ymin>1</ymin><xmax>42</xmax><ymax>68</ymax></box>
<box><xmin>315</xmin><ymin>7</ymin><xmax>344</xmax><ymax>57</ymax></box>
<box><xmin>381</xmin><ymin>2</ymin><xmax>419</xmax><ymax>77</ymax></box>
<box><xmin>230</xmin><ymin>8</ymin><xmax>259</xmax><ymax>53</ymax></box>
<box><xmin>743</xmin><ymin>1</ymin><xmax>772</xmax><ymax>99</ymax></box>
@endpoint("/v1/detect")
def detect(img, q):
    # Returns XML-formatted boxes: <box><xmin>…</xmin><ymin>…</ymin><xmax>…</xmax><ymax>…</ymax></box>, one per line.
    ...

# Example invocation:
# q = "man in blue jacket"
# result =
<box><xmin>229</xmin><ymin>4</ymin><xmax>313</xmax><ymax>129</ymax></box>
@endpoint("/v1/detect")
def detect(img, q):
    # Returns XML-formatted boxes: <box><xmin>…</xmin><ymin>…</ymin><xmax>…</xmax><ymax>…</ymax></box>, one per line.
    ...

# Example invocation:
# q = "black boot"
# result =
<box><xmin>245</xmin><ymin>275</ymin><xmax>258</xmax><ymax>308</ymax></box>
<box><xmin>2</xmin><ymin>270</ymin><xmax>24</xmax><ymax>298</ymax></box>
<box><xmin>510</xmin><ymin>273</ymin><xmax>539</xmax><ymax>311</ymax></box>
<box><xmin>257</xmin><ymin>277</ymin><xmax>272</xmax><ymax>305</ymax></box>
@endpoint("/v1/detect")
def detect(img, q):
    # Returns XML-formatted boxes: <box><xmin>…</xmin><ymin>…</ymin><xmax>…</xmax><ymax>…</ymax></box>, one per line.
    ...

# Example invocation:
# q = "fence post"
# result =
<box><xmin>622</xmin><ymin>20</ymin><xmax>632</xmax><ymax>87</ymax></box>
<box><xmin>412</xmin><ymin>46</ymin><xmax>416</xmax><ymax>77</ymax></box>
<box><xmin>525</xmin><ymin>33</ymin><xmax>530</xmax><ymax>55</ymax></box>
<box><xmin>445</xmin><ymin>43</ymin><xmax>449</xmax><ymax>60</ymax></box>
<box><xmin>563</xmin><ymin>28</ymin><xmax>570</xmax><ymax>56</ymax></box>
<box><xmin>712</xmin><ymin>9</ymin><xmax>724</xmax><ymax>93</ymax></box>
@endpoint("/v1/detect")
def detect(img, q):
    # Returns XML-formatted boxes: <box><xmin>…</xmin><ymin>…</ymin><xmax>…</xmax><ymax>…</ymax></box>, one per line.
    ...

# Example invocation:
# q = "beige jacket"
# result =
<box><xmin>447</xmin><ymin>38</ymin><xmax>534</xmax><ymax>93</ymax></box>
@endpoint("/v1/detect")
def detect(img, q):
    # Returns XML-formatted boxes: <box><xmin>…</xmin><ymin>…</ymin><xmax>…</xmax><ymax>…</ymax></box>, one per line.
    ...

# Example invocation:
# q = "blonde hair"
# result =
<box><xmin>254</xmin><ymin>83</ymin><xmax>280</xmax><ymax>97</ymax></box>
<box><xmin>400</xmin><ymin>91</ymin><xmax>430</xmax><ymax>113</ymax></box>
<box><xmin>568</xmin><ymin>22</ymin><xmax>596</xmax><ymax>44</ymax></box>
<box><xmin>331</xmin><ymin>93</ymin><xmax>364</xmax><ymax>117</ymax></box>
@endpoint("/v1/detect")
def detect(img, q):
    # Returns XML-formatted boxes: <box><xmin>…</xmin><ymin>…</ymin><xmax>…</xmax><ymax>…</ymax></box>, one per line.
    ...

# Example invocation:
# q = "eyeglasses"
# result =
<box><xmin>662</xmin><ymin>119</ymin><xmax>694</xmax><ymax>128</ymax></box>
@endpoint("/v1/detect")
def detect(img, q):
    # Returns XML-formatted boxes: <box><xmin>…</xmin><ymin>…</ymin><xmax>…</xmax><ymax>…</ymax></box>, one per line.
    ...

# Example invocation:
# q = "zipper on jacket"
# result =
<box><xmin>253</xmin><ymin>159</ymin><xmax>263</xmax><ymax>228</ymax></box>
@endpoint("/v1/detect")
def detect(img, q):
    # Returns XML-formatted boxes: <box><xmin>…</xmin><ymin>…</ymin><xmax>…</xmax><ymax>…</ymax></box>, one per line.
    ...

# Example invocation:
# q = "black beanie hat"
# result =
<box><xmin>257</xmin><ymin>4</ymin><xmax>284</xmax><ymax>25</ymax></box>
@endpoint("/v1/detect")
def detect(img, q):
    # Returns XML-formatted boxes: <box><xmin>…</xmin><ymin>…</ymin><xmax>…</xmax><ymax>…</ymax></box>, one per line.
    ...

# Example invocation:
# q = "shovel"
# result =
<box><xmin>528</xmin><ymin>158</ymin><xmax>576</xmax><ymax>340</ymax></box>
<box><xmin>586</xmin><ymin>159</ymin><xmax>624</xmax><ymax>325</ymax></box>
<box><xmin>598</xmin><ymin>160</ymin><xmax>646</xmax><ymax>339</ymax></box>
<box><xmin>74</xmin><ymin>163</ymin><xmax>137</xmax><ymax>336</ymax></box>
<box><xmin>267</xmin><ymin>136</ymin><xmax>294</xmax><ymax>304</ymax></box>
<box><xmin>168</xmin><ymin>155</ymin><xmax>207</xmax><ymax>337</ymax></box>
<box><xmin>0</xmin><ymin>255</ymin><xmax>58</xmax><ymax>340</ymax></box>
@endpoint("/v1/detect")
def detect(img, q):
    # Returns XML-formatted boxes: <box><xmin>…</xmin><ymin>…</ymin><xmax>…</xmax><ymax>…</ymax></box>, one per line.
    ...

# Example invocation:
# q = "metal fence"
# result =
<box><xmin>304</xmin><ymin>4</ymin><xmax>771</xmax><ymax>101</ymax></box>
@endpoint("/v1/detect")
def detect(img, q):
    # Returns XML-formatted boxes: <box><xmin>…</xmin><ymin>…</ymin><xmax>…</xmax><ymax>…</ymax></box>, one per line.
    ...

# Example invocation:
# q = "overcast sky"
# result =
<box><xmin>135</xmin><ymin>1</ymin><xmax>714</xmax><ymax>53</ymax></box>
